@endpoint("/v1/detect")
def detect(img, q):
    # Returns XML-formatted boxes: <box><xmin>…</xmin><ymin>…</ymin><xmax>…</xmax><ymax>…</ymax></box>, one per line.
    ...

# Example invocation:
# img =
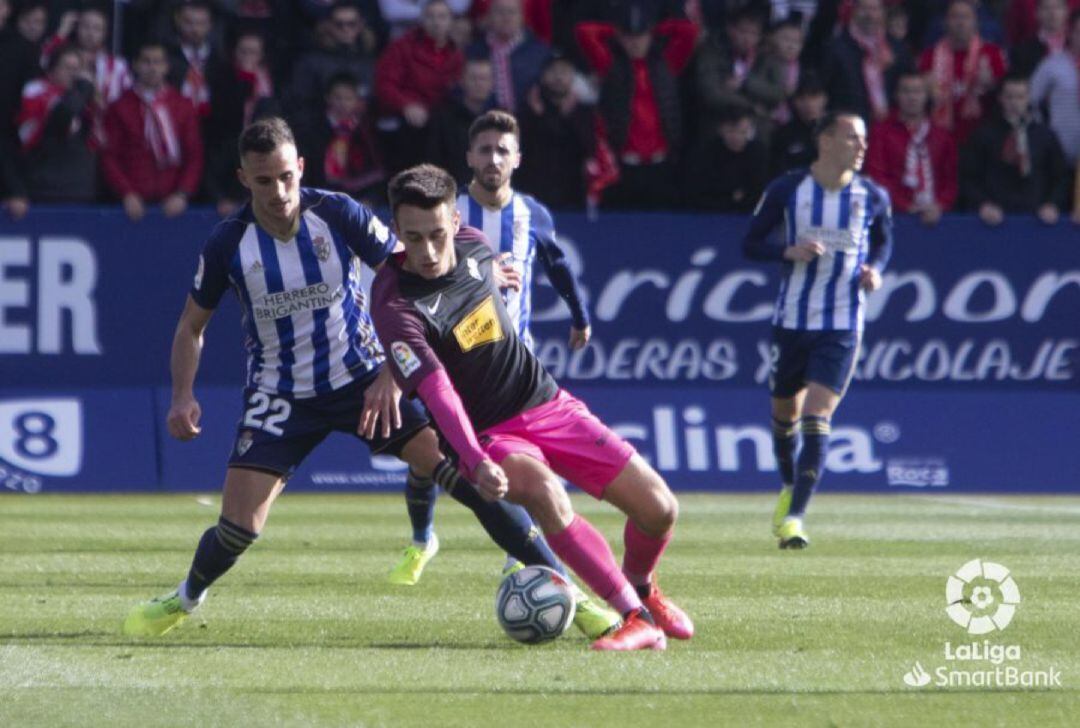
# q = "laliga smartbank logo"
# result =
<box><xmin>945</xmin><ymin>559</ymin><xmax>1020</xmax><ymax>634</ymax></box>
<box><xmin>902</xmin><ymin>560</ymin><xmax>1062</xmax><ymax>690</ymax></box>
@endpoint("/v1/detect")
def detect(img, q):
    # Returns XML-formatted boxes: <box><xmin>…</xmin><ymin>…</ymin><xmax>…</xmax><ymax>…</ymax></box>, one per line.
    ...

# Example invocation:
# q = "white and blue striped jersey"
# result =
<box><xmin>191</xmin><ymin>188</ymin><xmax>396</xmax><ymax>398</ymax></box>
<box><xmin>457</xmin><ymin>189</ymin><xmax>589</xmax><ymax>349</ymax></box>
<box><xmin>743</xmin><ymin>168</ymin><xmax>893</xmax><ymax>332</ymax></box>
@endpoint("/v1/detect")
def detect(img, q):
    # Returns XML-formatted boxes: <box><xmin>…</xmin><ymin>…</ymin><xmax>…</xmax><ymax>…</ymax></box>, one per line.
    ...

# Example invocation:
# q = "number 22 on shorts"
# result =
<box><xmin>243</xmin><ymin>393</ymin><xmax>292</xmax><ymax>436</ymax></box>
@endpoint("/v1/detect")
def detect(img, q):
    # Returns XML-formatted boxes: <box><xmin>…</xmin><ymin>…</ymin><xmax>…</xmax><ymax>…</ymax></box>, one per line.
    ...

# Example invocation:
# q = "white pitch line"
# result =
<box><xmin>913</xmin><ymin>495</ymin><xmax>1080</xmax><ymax>516</ymax></box>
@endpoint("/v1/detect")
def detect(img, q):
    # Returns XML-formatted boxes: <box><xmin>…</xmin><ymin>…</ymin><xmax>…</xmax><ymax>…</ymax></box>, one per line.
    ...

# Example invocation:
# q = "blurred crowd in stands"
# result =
<box><xmin>2</xmin><ymin>0</ymin><xmax>1079</xmax><ymax>227</ymax></box>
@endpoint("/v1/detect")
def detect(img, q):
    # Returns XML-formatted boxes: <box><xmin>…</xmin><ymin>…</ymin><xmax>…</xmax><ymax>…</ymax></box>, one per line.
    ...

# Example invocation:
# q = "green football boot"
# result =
<box><xmin>778</xmin><ymin>517</ymin><xmax>809</xmax><ymax>550</ymax></box>
<box><xmin>772</xmin><ymin>485</ymin><xmax>793</xmax><ymax>536</ymax></box>
<box><xmin>388</xmin><ymin>533</ymin><xmax>440</xmax><ymax>586</ymax></box>
<box><xmin>570</xmin><ymin>585</ymin><xmax>621</xmax><ymax>639</ymax></box>
<box><xmin>123</xmin><ymin>587</ymin><xmax>194</xmax><ymax>637</ymax></box>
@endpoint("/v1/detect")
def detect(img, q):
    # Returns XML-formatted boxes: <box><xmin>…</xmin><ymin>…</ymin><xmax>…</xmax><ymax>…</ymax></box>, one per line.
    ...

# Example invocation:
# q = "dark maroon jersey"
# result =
<box><xmin>371</xmin><ymin>226</ymin><xmax>558</xmax><ymax>432</ymax></box>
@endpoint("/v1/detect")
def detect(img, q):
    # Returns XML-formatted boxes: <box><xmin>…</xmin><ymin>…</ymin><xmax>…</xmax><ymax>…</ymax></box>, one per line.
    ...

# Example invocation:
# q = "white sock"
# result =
<box><xmin>177</xmin><ymin>579</ymin><xmax>207</xmax><ymax>613</ymax></box>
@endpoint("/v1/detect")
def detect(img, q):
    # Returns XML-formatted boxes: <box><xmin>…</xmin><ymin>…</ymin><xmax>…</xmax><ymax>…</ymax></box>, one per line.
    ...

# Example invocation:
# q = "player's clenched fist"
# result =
<box><xmin>494</xmin><ymin>252</ymin><xmax>522</xmax><ymax>291</ymax></box>
<box><xmin>859</xmin><ymin>264</ymin><xmax>882</xmax><ymax>292</ymax></box>
<box><xmin>783</xmin><ymin>241</ymin><xmax>825</xmax><ymax>262</ymax></box>
<box><xmin>473</xmin><ymin>459</ymin><xmax>508</xmax><ymax>501</ymax></box>
<box><xmin>167</xmin><ymin>397</ymin><xmax>202</xmax><ymax>440</ymax></box>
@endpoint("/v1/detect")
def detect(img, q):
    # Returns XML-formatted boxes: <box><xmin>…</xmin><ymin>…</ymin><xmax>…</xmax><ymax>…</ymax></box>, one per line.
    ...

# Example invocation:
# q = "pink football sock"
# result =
<box><xmin>622</xmin><ymin>520</ymin><xmax>672</xmax><ymax>588</ymax></box>
<box><xmin>545</xmin><ymin>515</ymin><xmax>641</xmax><ymax>615</ymax></box>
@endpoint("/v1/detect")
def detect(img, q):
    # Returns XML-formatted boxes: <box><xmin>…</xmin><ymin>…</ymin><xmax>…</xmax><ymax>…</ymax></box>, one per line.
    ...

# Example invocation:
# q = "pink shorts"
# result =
<box><xmin>479</xmin><ymin>389</ymin><xmax>636</xmax><ymax>499</ymax></box>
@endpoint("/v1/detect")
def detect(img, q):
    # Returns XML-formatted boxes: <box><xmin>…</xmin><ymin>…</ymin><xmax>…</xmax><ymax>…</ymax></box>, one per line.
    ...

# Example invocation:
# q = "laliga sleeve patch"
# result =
<box><xmin>391</xmin><ymin>341</ymin><xmax>421</xmax><ymax>377</ymax></box>
<box><xmin>194</xmin><ymin>254</ymin><xmax>205</xmax><ymax>289</ymax></box>
<box><xmin>368</xmin><ymin>215</ymin><xmax>390</xmax><ymax>244</ymax></box>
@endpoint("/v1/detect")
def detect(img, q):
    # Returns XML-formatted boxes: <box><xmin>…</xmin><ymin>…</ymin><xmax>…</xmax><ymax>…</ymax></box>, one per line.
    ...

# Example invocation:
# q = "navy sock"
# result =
<box><xmin>788</xmin><ymin>416</ymin><xmax>831</xmax><ymax>517</ymax></box>
<box><xmin>432</xmin><ymin>459</ymin><xmax>568</xmax><ymax>577</ymax></box>
<box><xmin>185</xmin><ymin>516</ymin><xmax>258</xmax><ymax>600</ymax></box>
<box><xmin>404</xmin><ymin>469</ymin><xmax>437</xmax><ymax>544</ymax></box>
<box><xmin>771</xmin><ymin>416</ymin><xmax>799</xmax><ymax>486</ymax></box>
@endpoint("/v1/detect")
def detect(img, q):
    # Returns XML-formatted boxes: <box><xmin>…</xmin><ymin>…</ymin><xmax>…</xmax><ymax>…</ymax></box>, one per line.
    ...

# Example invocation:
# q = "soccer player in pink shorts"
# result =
<box><xmin>371</xmin><ymin>164</ymin><xmax>694</xmax><ymax>651</ymax></box>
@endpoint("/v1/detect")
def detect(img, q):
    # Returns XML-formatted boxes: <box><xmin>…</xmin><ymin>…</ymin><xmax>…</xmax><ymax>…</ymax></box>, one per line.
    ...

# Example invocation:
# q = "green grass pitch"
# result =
<box><xmin>1</xmin><ymin>493</ymin><xmax>1077</xmax><ymax>727</ymax></box>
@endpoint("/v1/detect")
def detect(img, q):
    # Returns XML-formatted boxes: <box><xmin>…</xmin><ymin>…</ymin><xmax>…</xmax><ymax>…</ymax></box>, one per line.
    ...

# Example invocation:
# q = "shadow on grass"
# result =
<box><xmin>1</xmin><ymin>633</ymin><xmax>518</xmax><ymax>651</ymax></box>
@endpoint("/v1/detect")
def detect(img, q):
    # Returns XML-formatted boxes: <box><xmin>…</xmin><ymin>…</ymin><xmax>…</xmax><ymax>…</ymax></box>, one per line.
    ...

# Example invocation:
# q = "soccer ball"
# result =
<box><xmin>495</xmin><ymin>565</ymin><xmax>577</xmax><ymax>644</ymax></box>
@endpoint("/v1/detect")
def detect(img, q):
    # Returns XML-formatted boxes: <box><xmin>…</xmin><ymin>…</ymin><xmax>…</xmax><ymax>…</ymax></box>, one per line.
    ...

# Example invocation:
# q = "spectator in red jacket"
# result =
<box><xmin>42</xmin><ymin>6</ymin><xmax>131</xmax><ymax>111</ymax></box>
<box><xmin>918</xmin><ymin>0</ymin><xmax>1006</xmax><ymax>147</ymax></box>
<box><xmin>14</xmin><ymin>44</ymin><xmax>98</xmax><ymax>204</ymax></box>
<box><xmin>375</xmin><ymin>0</ymin><xmax>463</xmax><ymax>175</ymax></box>
<box><xmin>866</xmin><ymin>71</ymin><xmax>958</xmax><ymax>226</ymax></box>
<box><xmin>575</xmin><ymin>2</ymin><xmax>698</xmax><ymax>209</ymax></box>
<box><xmin>100</xmin><ymin>42</ymin><xmax>203</xmax><ymax>221</ymax></box>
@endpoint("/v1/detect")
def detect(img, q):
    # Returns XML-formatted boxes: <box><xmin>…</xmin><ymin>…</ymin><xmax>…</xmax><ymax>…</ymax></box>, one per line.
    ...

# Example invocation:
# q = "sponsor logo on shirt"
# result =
<box><xmin>253</xmin><ymin>283</ymin><xmax>344</xmax><ymax>321</ymax></box>
<box><xmin>194</xmin><ymin>255</ymin><xmax>205</xmax><ymax>289</ymax></box>
<box><xmin>391</xmin><ymin>341</ymin><xmax>421</xmax><ymax>377</ymax></box>
<box><xmin>800</xmin><ymin>226</ymin><xmax>859</xmax><ymax>254</ymax></box>
<box><xmin>453</xmin><ymin>296</ymin><xmax>503</xmax><ymax>352</ymax></box>
<box><xmin>467</xmin><ymin>257</ymin><xmax>482</xmax><ymax>281</ymax></box>
<box><xmin>313</xmin><ymin>235</ymin><xmax>332</xmax><ymax>262</ymax></box>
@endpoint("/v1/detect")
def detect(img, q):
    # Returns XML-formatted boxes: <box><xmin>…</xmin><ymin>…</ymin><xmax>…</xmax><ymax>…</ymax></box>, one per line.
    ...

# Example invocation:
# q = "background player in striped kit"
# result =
<box><xmin>742</xmin><ymin>110</ymin><xmax>894</xmax><ymax>549</ymax></box>
<box><xmin>388</xmin><ymin>110</ymin><xmax>592</xmax><ymax>584</ymax></box>
<box><xmin>121</xmin><ymin>118</ymin><xmax>615</xmax><ymax>639</ymax></box>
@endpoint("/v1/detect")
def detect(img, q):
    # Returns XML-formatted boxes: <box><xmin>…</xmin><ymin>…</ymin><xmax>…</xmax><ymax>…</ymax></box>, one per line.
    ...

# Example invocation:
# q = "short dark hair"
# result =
<box><xmin>718</xmin><ymin>104</ymin><xmax>753</xmax><ymax>126</ymax></box>
<box><xmin>793</xmin><ymin>71</ymin><xmax>826</xmax><ymax>98</ymax></box>
<box><xmin>769</xmin><ymin>18</ymin><xmax>803</xmax><ymax>34</ymax></box>
<box><xmin>813</xmin><ymin>110</ymin><xmax>862</xmax><ymax>143</ymax></box>
<box><xmin>999</xmin><ymin>72</ymin><xmax>1030</xmax><ymax>92</ymax></box>
<box><xmin>946</xmin><ymin>0</ymin><xmax>977</xmax><ymax>12</ymax></box>
<box><xmin>176</xmin><ymin>0</ymin><xmax>213</xmax><ymax>15</ymax></box>
<box><xmin>330</xmin><ymin>0</ymin><xmax>360</xmax><ymax>18</ymax></box>
<box><xmin>324</xmin><ymin>71</ymin><xmax>361</xmax><ymax>96</ymax></box>
<box><xmin>467</xmin><ymin>109</ymin><xmax>519</xmax><ymax>145</ymax></box>
<box><xmin>46</xmin><ymin>44</ymin><xmax>80</xmax><ymax>72</ymax></box>
<box><xmin>134</xmin><ymin>40</ymin><xmax>167</xmax><ymax>58</ymax></box>
<box><xmin>388</xmin><ymin>164</ymin><xmax>457</xmax><ymax>218</ymax></box>
<box><xmin>238</xmin><ymin>117</ymin><xmax>295</xmax><ymax>157</ymax></box>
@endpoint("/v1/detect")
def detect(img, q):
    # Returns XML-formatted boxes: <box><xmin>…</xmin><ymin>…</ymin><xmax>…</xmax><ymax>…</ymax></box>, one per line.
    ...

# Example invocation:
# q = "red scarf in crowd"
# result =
<box><xmin>137</xmin><ymin>87</ymin><xmax>182</xmax><ymax>169</ymax></box>
<box><xmin>849</xmin><ymin>23</ymin><xmax>893</xmax><ymax>120</ymax></box>
<box><xmin>235</xmin><ymin>64</ymin><xmax>273</xmax><ymax>127</ymax></box>
<box><xmin>732</xmin><ymin>47</ymin><xmax>756</xmax><ymax>86</ymax></box>
<box><xmin>181</xmin><ymin>44</ymin><xmax>211</xmax><ymax>118</ymax></box>
<box><xmin>16</xmin><ymin>79</ymin><xmax>68</xmax><ymax>151</ymax></box>
<box><xmin>902</xmin><ymin>120</ymin><xmax>935</xmax><ymax>207</ymax></box>
<box><xmin>929</xmin><ymin>36</ymin><xmax>985</xmax><ymax>130</ymax></box>
<box><xmin>324</xmin><ymin>113</ymin><xmax>380</xmax><ymax>191</ymax></box>
<box><xmin>1001</xmin><ymin>116</ymin><xmax>1032</xmax><ymax>178</ymax></box>
<box><xmin>488</xmin><ymin>31</ymin><xmax>522</xmax><ymax>110</ymax></box>
<box><xmin>772</xmin><ymin>60</ymin><xmax>801</xmax><ymax>124</ymax></box>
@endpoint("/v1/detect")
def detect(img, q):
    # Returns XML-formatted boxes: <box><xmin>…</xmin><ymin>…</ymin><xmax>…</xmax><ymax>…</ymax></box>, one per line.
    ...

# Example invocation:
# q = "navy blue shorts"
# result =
<box><xmin>227</xmin><ymin>370</ymin><xmax>429</xmax><ymax>477</ymax></box>
<box><xmin>768</xmin><ymin>327</ymin><xmax>861</xmax><ymax>399</ymax></box>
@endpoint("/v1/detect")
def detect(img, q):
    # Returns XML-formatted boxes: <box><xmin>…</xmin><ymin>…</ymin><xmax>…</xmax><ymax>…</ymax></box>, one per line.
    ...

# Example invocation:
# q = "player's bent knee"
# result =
<box><xmin>501</xmin><ymin>455</ymin><xmax>573</xmax><ymax>533</ymax></box>
<box><xmin>398</xmin><ymin>428</ymin><xmax>443</xmax><ymax>478</ymax></box>
<box><xmin>606</xmin><ymin>456</ymin><xmax>678</xmax><ymax>534</ymax></box>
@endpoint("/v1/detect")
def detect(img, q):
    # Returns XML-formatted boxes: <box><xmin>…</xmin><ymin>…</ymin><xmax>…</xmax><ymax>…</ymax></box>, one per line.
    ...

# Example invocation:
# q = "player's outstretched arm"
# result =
<box><xmin>414</xmin><ymin>369</ymin><xmax>507</xmax><ymax>500</ymax></box>
<box><xmin>358</xmin><ymin>365</ymin><xmax>403</xmax><ymax>440</ymax></box>
<box><xmin>167</xmin><ymin>295</ymin><xmax>214</xmax><ymax>441</ymax></box>
<box><xmin>533</xmin><ymin>209</ymin><xmax>590</xmax><ymax>349</ymax></box>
